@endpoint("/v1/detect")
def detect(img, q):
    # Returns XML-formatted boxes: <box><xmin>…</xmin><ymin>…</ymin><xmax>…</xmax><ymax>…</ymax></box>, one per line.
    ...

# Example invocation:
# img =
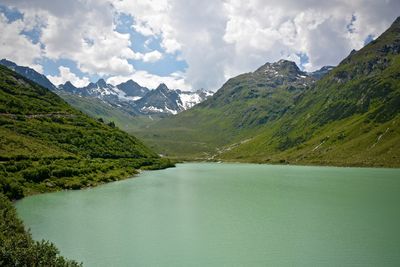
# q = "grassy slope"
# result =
<box><xmin>59</xmin><ymin>93</ymin><xmax>161</xmax><ymax>133</ymax></box>
<box><xmin>221</xmin><ymin>18</ymin><xmax>400</xmax><ymax>167</ymax></box>
<box><xmin>135</xmin><ymin>18</ymin><xmax>400</xmax><ymax>167</ymax></box>
<box><xmin>0</xmin><ymin>194</ymin><xmax>81</xmax><ymax>266</ymax></box>
<box><xmin>0</xmin><ymin>65</ymin><xmax>173</xmax><ymax>200</ymax></box>
<box><xmin>135</xmin><ymin>62</ymin><xmax>313</xmax><ymax>159</ymax></box>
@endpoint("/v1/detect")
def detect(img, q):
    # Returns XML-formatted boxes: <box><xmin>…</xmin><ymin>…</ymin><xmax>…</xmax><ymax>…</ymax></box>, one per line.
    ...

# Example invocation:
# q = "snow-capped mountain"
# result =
<box><xmin>0</xmin><ymin>59</ymin><xmax>212</xmax><ymax>116</ymax></box>
<box><xmin>58</xmin><ymin>79</ymin><xmax>213</xmax><ymax>115</ymax></box>
<box><xmin>134</xmin><ymin>83</ymin><xmax>212</xmax><ymax>115</ymax></box>
<box><xmin>83</xmin><ymin>79</ymin><xmax>135</xmax><ymax>101</ymax></box>
<box><xmin>309</xmin><ymin>66</ymin><xmax>335</xmax><ymax>79</ymax></box>
<box><xmin>135</xmin><ymin>83</ymin><xmax>181</xmax><ymax>114</ymax></box>
<box><xmin>58</xmin><ymin>79</ymin><xmax>135</xmax><ymax>114</ymax></box>
<box><xmin>116</xmin><ymin>80</ymin><xmax>149</xmax><ymax>99</ymax></box>
<box><xmin>179</xmin><ymin>89</ymin><xmax>213</xmax><ymax>110</ymax></box>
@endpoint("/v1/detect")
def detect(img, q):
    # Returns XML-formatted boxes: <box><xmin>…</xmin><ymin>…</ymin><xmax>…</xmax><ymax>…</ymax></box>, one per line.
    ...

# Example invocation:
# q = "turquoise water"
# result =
<box><xmin>16</xmin><ymin>163</ymin><xmax>400</xmax><ymax>266</ymax></box>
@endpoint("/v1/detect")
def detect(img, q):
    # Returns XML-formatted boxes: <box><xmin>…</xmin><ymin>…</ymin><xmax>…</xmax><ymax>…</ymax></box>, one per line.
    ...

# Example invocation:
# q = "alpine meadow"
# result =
<box><xmin>136</xmin><ymin>18</ymin><xmax>400</xmax><ymax>166</ymax></box>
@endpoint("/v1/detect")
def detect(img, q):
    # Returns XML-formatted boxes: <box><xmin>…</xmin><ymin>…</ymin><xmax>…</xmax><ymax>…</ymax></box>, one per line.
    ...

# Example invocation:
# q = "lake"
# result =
<box><xmin>16</xmin><ymin>163</ymin><xmax>400</xmax><ymax>266</ymax></box>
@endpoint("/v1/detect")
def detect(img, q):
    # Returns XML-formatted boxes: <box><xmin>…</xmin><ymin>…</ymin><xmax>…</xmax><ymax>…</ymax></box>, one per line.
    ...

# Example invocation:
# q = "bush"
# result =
<box><xmin>107</xmin><ymin>121</ymin><xmax>116</xmax><ymax>128</ymax></box>
<box><xmin>0</xmin><ymin>194</ymin><xmax>82</xmax><ymax>266</ymax></box>
<box><xmin>52</xmin><ymin>167</ymin><xmax>80</xmax><ymax>178</ymax></box>
<box><xmin>0</xmin><ymin>179</ymin><xmax>24</xmax><ymax>200</ymax></box>
<box><xmin>4</xmin><ymin>160</ymin><xmax>32</xmax><ymax>172</ymax></box>
<box><xmin>22</xmin><ymin>167</ymin><xmax>51</xmax><ymax>182</ymax></box>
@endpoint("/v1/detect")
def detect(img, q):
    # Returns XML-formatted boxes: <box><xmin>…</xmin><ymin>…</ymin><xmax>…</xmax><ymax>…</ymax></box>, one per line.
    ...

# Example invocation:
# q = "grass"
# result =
<box><xmin>134</xmin><ymin>17</ymin><xmax>400</xmax><ymax>167</ymax></box>
<box><xmin>59</xmin><ymin>93</ymin><xmax>162</xmax><ymax>133</ymax></box>
<box><xmin>0</xmin><ymin>65</ymin><xmax>174</xmax><ymax>200</ymax></box>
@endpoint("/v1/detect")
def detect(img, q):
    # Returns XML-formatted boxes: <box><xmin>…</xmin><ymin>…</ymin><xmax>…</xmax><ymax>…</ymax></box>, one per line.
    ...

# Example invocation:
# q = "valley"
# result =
<box><xmin>3</xmin><ymin>15</ymin><xmax>399</xmax><ymax>167</ymax></box>
<box><xmin>0</xmin><ymin>65</ymin><xmax>174</xmax><ymax>201</ymax></box>
<box><xmin>132</xmin><ymin>17</ymin><xmax>400</xmax><ymax>167</ymax></box>
<box><xmin>0</xmin><ymin>2</ymin><xmax>399</xmax><ymax>266</ymax></box>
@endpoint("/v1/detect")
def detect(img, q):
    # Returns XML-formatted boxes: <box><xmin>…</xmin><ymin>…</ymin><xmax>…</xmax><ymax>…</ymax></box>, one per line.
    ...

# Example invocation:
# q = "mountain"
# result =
<box><xmin>134</xmin><ymin>59</ymin><xmax>319</xmax><ymax>157</ymax></box>
<box><xmin>59</xmin><ymin>79</ymin><xmax>141</xmax><ymax>117</ymax></box>
<box><xmin>0</xmin><ymin>64</ymin><xmax>173</xmax><ymax>201</ymax></box>
<box><xmin>135</xmin><ymin>83</ymin><xmax>213</xmax><ymax>115</ymax></box>
<box><xmin>0</xmin><ymin>59</ymin><xmax>57</xmax><ymax>91</ymax></box>
<box><xmin>309</xmin><ymin>65</ymin><xmax>335</xmax><ymax>79</ymax></box>
<box><xmin>58</xmin><ymin>81</ymin><xmax>80</xmax><ymax>94</ymax></box>
<box><xmin>116</xmin><ymin>79</ymin><xmax>149</xmax><ymax>98</ymax></box>
<box><xmin>220</xmin><ymin>16</ymin><xmax>400</xmax><ymax>166</ymax></box>
<box><xmin>0</xmin><ymin>59</ymin><xmax>212</xmax><ymax>117</ymax></box>
<box><xmin>137</xmin><ymin>17</ymin><xmax>400</xmax><ymax>167</ymax></box>
<box><xmin>58</xmin><ymin>79</ymin><xmax>213</xmax><ymax>115</ymax></box>
<box><xmin>58</xmin><ymin>92</ymin><xmax>160</xmax><ymax>133</ymax></box>
<box><xmin>135</xmin><ymin>83</ymin><xmax>181</xmax><ymax>114</ymax></box>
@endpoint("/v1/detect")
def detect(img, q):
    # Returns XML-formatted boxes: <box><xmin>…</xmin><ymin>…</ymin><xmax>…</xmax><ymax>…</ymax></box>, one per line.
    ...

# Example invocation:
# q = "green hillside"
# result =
<box><xmin>135</xmin><ymin>60</ymin><xmax>316</xmax><ymax>159</ymax></box>
<box><xmin>0</xmin><ymin>65</ymin><xmax>173</xmax><ymax>200</ymax></box>
<box><xmin>0</xmin><ymin>194</ymin><xmax>81</xmax><ymax>266</ymax></box>
<box><xmin>139</xmin><ymin>17</ymin><xmax>400</xmax><ymax>167</ymax></box>
<box><xmin>221</xmin><ymin>17</ymin><xmax>400</xmax><ymax>167</ymax></box>
<box><xmin>59</xmin><ymin>92</ymin><xmax>160</xmax><ymax>133</ymax></box>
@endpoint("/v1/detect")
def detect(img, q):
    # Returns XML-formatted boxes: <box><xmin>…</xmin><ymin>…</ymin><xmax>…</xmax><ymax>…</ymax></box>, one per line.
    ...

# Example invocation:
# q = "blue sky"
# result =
<box><xmin>115</xmin><ymin>13</ymin><xmax>188</xmax><ymax>77</ymax></box>
<box><xmin>0</xmin><ymin>0</ymin><xmax>398</xmax><ymax>90</ymax></box>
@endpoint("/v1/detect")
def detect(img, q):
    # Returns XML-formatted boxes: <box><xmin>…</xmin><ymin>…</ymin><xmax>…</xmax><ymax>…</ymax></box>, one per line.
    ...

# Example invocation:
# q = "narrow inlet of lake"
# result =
<box><xmin>16</xmin><ymin>163</ymin><xmax>400</xmax><ymax>266</ymax></box>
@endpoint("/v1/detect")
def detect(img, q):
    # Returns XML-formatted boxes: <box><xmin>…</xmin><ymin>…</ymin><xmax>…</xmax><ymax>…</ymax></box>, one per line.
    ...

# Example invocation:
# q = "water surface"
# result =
<box><xmin>16</xmin><ymin>163</ymin><xmax>400</xmax><ymax>266</ymax></box>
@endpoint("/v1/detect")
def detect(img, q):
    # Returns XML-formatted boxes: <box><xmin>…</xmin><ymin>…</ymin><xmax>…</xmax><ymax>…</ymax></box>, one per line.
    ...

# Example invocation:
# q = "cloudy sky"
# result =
<box><xmin>0</xmin><ymin>0</ymin><xmax>399</xmax><ymax>91</ymax></box>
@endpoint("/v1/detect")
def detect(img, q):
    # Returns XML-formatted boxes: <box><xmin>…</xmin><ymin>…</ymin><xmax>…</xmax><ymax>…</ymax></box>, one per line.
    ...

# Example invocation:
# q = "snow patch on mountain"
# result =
<box><xmin>141</xmin><ymin>106</ymin><xmax>165</xmax><ymax>113</ymax></box>
<box><xmin>0</xmin><ymin>59</ymin><xmax>212</xmax><ymax>116</ymax></box>
<box><xmin>179</xmin><ymin>92</ymin><xmax>203</xmax><ymax>109</ymax></box>
<box><xmin>58</xmin><ymin>78</ymin><xmax>213</xmax><ymax>115</ymax></box>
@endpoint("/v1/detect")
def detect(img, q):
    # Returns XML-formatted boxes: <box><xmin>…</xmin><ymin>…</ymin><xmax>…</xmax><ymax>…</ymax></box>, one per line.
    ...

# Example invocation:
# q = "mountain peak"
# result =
<box><xmin>319</xmin><ymin>66</ymin><xmax>335</xmax><ymax>71</ymax></box>
<box><xmin>276</xmin><ymin>59</ymin><xmax>294</xmax><ymax>64</ymax></box>
<box><xmin>309</xmin><ymin>65</ymin><xmax>335</xmax><ymax>79</ymax></box>
<box><xmin>0</xmin><ymin>58</ymin><xmax>17</xmax><ymax>68</ymax></box>
<box><xmin>59</xmin><ymin>81</ymin><xmax>78</xmax><ymax>93</ymax></box>
<box><xmin>0</xmin><ymin>58</ymin><xmax>57</xmax><ymax>91</ymax></box>
<box><xmin>64</xmin><ymin>81</ymin><xmax>75</xmax><ymax>87</ymax></box>
<box><xmin>96</xmin><ymin>78</ymin><xmax>107</xmax><ymax>87</ymax></box>
<box><xmin>255</xmin><ymin>59</ymin><xmax>303</xmax><ymax>77</ymax></box>
<box><xmin>124</xmin><ymin>79</ymin><xmax>139</xmax><ymax>86</ymax></box>
<box><xmin>274</xmin><ymin>59</ymin><xmax>301</xmax><ymax>71</ymax></box>
<box><xmin>156</xmin><ymin>83</ymin><xmax>169</xmax><ymax>91</ymax></box>
<box><xmin>116</xmin><ymin>79</ymin><xmax>149</xmax><ymax>97</ymax></box>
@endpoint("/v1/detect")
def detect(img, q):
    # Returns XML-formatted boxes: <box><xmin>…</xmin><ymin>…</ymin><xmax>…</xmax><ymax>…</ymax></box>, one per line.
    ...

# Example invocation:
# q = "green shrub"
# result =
<box><xmin>0</xmin><ymin>194</ymin><xmax>82</xmax><ymax>266</ymax></box>
<box><xmin>22</xmin><ymin>167</ymin><xmax>51</xmax><ymax>182</ymax></box>
<box><xmin>0</xmin><ymin>179</ymin><xmax>24</xmax><ymax>200</ymax></box>
<box><xmin>52</xmin><ymin>167</ymin><xmax>80</xmax><ymax>178</ymax></box>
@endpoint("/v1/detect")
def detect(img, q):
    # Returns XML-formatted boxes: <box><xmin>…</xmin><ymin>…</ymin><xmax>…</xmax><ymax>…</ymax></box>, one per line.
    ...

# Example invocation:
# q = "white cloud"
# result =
<box><xmin>0</xmin><ymin>13</ymin><xmax>43</xmax><ymax>72</ymax></box>
<box><xmin>1</xmin><ymin>0</ymin><xmax>399</xmax><ymax>91</ymax></box>
<box><xmin>132</xmin><ymin>50</ymin><xmax>163</xmax><ymax>63</ymax></box>
<box><xmin>220</xmin><ymin>0</ymin><xmax>400</xmax><ymax>74</ymax></box>
<box><xmin>1</xmin><ymin>0</ymin><xmax>137</xmax><ymax>76</ymax></box>
<box><xmin>142</xmin><ymin>50</ymin><xmax>163</xmax><ymax>62</ymax></box>
<box><xmin>132</xmin><ymin>21</ymin><xmax>157</xmax><ymax>37</ymax></box>
<box><xmin>113</xmin><ymin>0</ymin><xmax>400</xmax><ymax>90</ymax></box>
<box><xmin>107</xmin><ymin>70</ymin><xmax>191</xmax><ymax>91</ymax></box>
<box><xmin>47</xmin><ymin>66</ymin><xmax>90</xmax><ymax>87</ymax></box>
<box><xmin>113</xmin><ymin>0</ymin><xmax>182</xmax><ymax>53</ymax></box>
<box><xmin>3</xmin><ymin>0</ymin><xmax>164</xmax><ymax>76</ymax></box>
<box><xmin>39</xmin><ymin>2</ymin><xmax>136</xmax><ymax>76</ymax></box>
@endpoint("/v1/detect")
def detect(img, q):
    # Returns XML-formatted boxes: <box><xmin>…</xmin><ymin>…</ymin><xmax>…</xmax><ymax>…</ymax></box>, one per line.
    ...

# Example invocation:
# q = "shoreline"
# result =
<box><xmin>167</xmin><ymin>156</ymin><xmax>400</xmax><ymax>169</ymax></box>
